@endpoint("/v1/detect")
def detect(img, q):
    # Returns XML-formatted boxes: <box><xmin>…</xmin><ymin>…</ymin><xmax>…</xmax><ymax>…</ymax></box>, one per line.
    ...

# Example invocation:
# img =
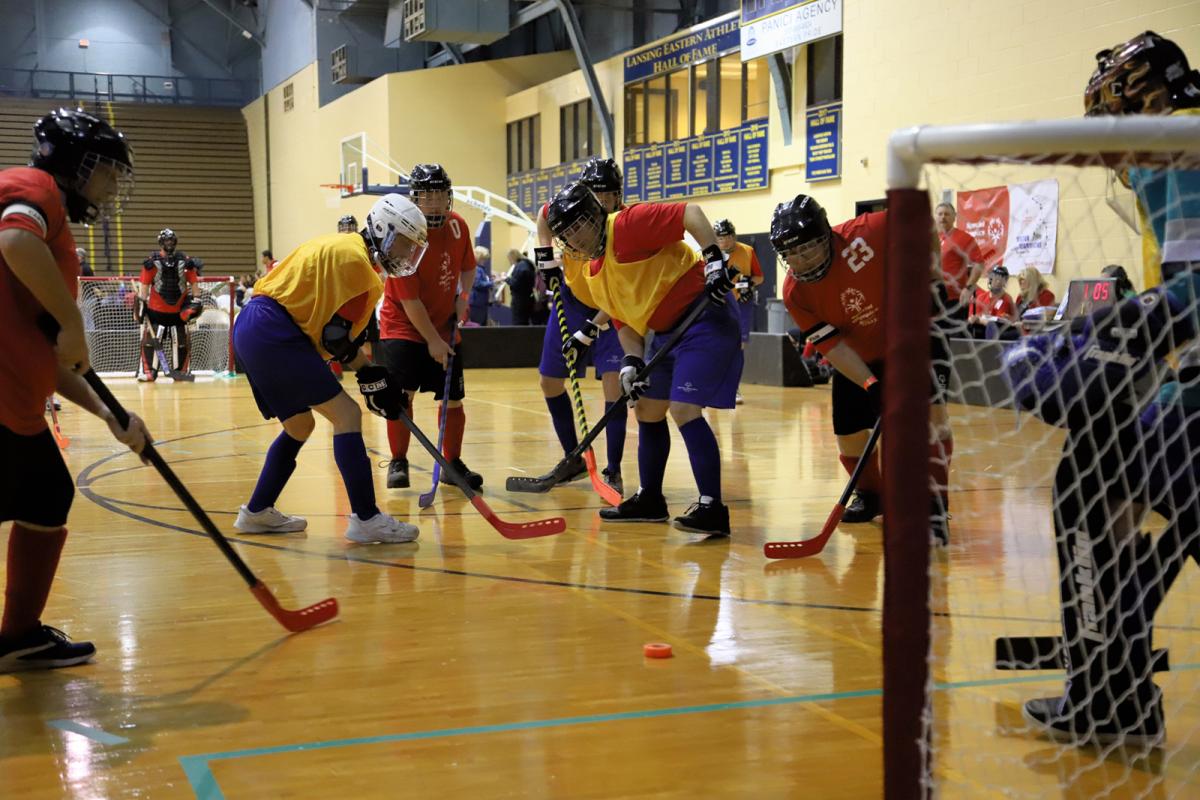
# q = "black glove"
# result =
<box><xmin>534</xmin><ymin>245</ymin><xmax>563</xmax><ymax>286</ymax></box>
<box><xmin>865</xmin><ymin>377</ymin><xmax>882</xmax><ymax>418</ymax></box>
<box><xmin>734</xmin><ymin>277</ymin><xmax>752</xmax><ymax>303</ymax></box>
<box><xmin>562</xmin><ymin>318</ymin><xmax>605</xmax><ymax>364</ymax></box>
<box><xmin>357</xmin><ymin>364</ymin><xmax>407</xmax><ymax>420</ymax></box>
<box><xmin>618</xmin><ymin>354</ymin><xmax>650</xmax><ymax>407</ymax></box>
<box><xmin>702</xmin><ymin>244</ymin><xmax>734</xmax><ymax>305</ymax></box>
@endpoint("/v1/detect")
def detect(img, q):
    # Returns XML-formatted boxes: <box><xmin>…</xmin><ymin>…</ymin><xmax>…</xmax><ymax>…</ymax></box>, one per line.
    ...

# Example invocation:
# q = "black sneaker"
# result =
<box><xmin>842</xmin><ymin>491</ymin><xmax>882</xmax><ymax>523</ymax></box>
<box><xmin>1022</xmin><ymin>690</ymin><xmax>1164</xmax><ymax>747</ymax></box>
<box><xmin>0</xmin><ymin>625</ymin><xmax>96</xmax><ymax>673</ymax></box>
<box><xmin>599</xmin><ymin>489</ymin><xmax>668</xmax><ymax>523</ymax></box>
<box><xmin>386</xmin><ymin>457</ymin><xmax>410</xmax><ymax>489</ymax></box>
<box><xmin>601</xmin><ymin>467</ymin><xmax>624</xmax><ymax>496</ymax></box>
<box><xmin>442</xmin><ymin>457</ymin><xmax>483</xmax><ymax>490</ymax></box>
<box><xmin>673</xmin><ymin>499</ymin><xmax>731</xmax><ymax>536</ymax></box>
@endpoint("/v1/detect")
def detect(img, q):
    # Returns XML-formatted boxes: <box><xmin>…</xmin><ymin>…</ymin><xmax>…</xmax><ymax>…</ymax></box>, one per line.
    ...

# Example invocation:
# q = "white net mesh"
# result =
<box><xmin>78</xmin><ymin>276</ymin><xmax>234</xmax><ymax>376</ymax></box>
<box><xmin>918</xmin><ymin>139</ymin><xmax>1200</xmax><ymax>797</ymax></box>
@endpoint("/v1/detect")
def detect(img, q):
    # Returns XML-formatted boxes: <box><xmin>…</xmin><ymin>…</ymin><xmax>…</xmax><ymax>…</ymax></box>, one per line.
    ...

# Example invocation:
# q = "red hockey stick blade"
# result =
<box><xmin>470</xmin><ymin>496</ymin><xmax>566</xmax><ymax>539</ymax></box>
<box><xmin>763</xmin><ymin>505</ymin><xmax>845</xmax><ymax>559</ymax></box>
<box><xmin>584</xmin><ymin>449</ymin><xmax>622</xmax><ymax>507</ymax></box>
<box><xmin>52</xmin><ymin>428</ymin><xmax>70</xmax><ymax>449</ymax></box>
<box><xmin>250</xmin><ymin>582</ymin><xmax>339</xmax><ymax>633</ymax></box>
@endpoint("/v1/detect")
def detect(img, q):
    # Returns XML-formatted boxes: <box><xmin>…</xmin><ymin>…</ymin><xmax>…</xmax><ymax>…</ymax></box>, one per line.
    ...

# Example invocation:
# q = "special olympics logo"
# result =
<box><xmin>841</xmin><ymin>288</ymin><xmax>866</xmax><ymax>316</ymax></box>
<box><xmin>987</xmin><ymin>217</ymin><xmax>1005</xmax><ymax>245</ymax></box>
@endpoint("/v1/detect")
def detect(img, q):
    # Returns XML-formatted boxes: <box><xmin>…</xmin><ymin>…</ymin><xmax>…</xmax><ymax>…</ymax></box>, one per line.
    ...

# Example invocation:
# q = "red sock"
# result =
<box><xmin>930</xmin><ymin>436</ymin><xmax>953</xmax><ymax>506</ymax></box>
<box><xmin>442</xmin><ymin>405</ymin><xmax>466</xmax><ymax>460</ymax></box>
<box><xmin>386</xmin><ymin>397</ymin><xmax>413</xmax><ymax>459</ymax></box>
<box><xmin>802</xmin><ymin>341</ymin><xmax>815</xmax><ymax>359</ymax></box>
<box><xmin>2</xmin><ymin>524</ymin><xmax>68</xmax><ymax>640</ymax></box>
<box><xmin>839</xmin><ymin>453</ymin><xmax>882</xmax><ymax>495</ymax></box>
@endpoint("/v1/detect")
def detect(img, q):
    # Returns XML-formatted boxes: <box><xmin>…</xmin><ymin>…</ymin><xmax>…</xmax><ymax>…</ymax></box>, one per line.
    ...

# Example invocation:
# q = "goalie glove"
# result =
<box><xmin>562</xmin><ymin>317</ymin><xmax>608</xmax><ymax>364</ymax></box>
<box><xmin>357</xmin><ymin>364</ymin><xmax>407</xmax><ymax>420</ymax></box>
<box><xmin>618</xmin><ymin>354</ymin><xmax>650</xmax><ymax>407</ymax></box>
<box><xmin>702</xmin><ymin>244</ymin><xmax>734</xmax><ymax>305</ymax></box>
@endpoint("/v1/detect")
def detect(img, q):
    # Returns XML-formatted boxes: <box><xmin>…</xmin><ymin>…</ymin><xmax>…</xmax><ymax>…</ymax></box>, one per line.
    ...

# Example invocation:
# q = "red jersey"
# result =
<box><xmin>939</xmin><ymin>227</ymin><xmax>982</xmax><ymax>301</ymax></box>
<box><xmin>782</xmin><ymin>211</ymin><xmax>888</xmax><ymax>364</ymax></box>
<box><xmin>589</xmin><ymin>203</ymin><xmax>704</xmax><ymax>331</ymax></box>
<box><xmin>140</xmin><ymin>251</ymin><xmax>199</xmax><ymax>313</ymax></box>
<box><xmin>0</xmin><ymin>167</ymin><xmax>79</xmax><ymax>435</ymax></box>
<box><xmin>980</xmin><ymin>292</ymin><xmax>1015</xmax><ymax>319</ymax></box>
<box><xmin>380</xmin><ymin>210</ymin><xmax>475</xmax><ymax>343</ymax></box>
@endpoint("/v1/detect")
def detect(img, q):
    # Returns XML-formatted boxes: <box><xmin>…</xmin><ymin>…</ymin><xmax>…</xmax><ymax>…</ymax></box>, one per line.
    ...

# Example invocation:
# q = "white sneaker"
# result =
<box><xmin>735</xmin><ymin>392</ymin><xmax>744</xmax><ymax>405</ymax></box>
<box><xmin>345</xmin><ymin>512</ymin><xmax>419</xmax><ymax>544</ymax></box>
<box><xmin>234</xmin><ymin>505</ymin><xmax>307</xmax><ymax>534</ymax></box>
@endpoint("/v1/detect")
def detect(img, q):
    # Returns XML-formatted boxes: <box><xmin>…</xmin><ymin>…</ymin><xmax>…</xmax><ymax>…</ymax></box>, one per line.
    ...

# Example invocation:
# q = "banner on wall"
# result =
<box><xmin>740</xmin><ymin>0</ymin><xmax>843</xmax><ymax>61</ymax></box>
<box><xmin>956</xmin><ymin>179</ymin><xmax>1059</xmax><ymax>274</ymax></box>
<box><xmin>506</xmin><ymin>157</ymin><xmax>590</xmax><ymax>218</ymax></box>
<box><xmin>622</xmin><ymin>118</ymin><xmax>768</xmax><ymax>204</ymax></box>
<box><xmin>804</xmin><ymin>101</ymin><xmax>841</xmax><ymax>182</ymax></box>
<box><xmin>624</xmin><ymin>12</ymin><xmax>741</xmax><ymax>83</ymax></box>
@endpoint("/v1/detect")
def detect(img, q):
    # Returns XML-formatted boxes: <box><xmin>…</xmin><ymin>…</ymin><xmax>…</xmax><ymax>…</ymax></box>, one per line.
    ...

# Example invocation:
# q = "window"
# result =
<box><xmin>282</xmin><ymin>82</ymin><xmax>294</xmax><ymax>112</ymax></box>
<box><xmin>745</xmin><ymin>57</ymin><xmax>770</xmax><ymax>120</ymax></box>
<box><xmin>718</xmin><ymin>54</ymin><xmax>742</xmax><ymax>132</ymax></box>
<box><xmin>806</xmin><ymin>34</ymin><xmax>843</xmax><ymax>106</ymax></box>
<box><xmin>646</xmin><ymin>75</ymin><xmax>668</xmax><ymax>144</ymax></box>
<box><xmin>560</xmin><ymin>99</ymin><xmax>598</xmax><ymax>162</ymax></box>
<box><xmin>506</xmin><ymin>115</ymin><xmax>540</xmax><ymax>175</ymax></box>
<box><xmin>668</xmin><ymin>69</ymin><xmax>689</xmax><ymax>140</ymax></box>
<box><xmin>624</xmin><ymin>83</ymin><xmax>646</xmax><ymax>148</ymax></box>
<box><xmin>693</xmin><ymin>60</ymin><xmax>714</xmax><ymax>136</ymax></box>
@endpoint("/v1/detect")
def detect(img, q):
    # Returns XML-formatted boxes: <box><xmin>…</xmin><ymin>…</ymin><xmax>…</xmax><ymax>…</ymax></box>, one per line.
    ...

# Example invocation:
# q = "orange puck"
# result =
<box><xmin>643</xmin><ymin>642</ymin><xmax>673</xmax><ymax>659</ymax></box>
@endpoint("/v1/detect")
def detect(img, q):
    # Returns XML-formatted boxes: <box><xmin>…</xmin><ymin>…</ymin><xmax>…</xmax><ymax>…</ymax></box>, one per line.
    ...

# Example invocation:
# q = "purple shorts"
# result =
<box><xmin>233</xmin><ymin>296</ymin><xmax>343</xmax><ymax>421</ymax></box>
<box><xmin>643</xmin><ymin>299</ymin><xmax>742</xmax><ymax>409</ymax></box>
<box><xmin>539</xmin><ymin>284</ymin><xmax>622</xmax><ymax>379</ymax></box>
<box><xmin>736</xmin><ymin>297</ymin><xmax>755</xmax><ymax>344</ymax></box>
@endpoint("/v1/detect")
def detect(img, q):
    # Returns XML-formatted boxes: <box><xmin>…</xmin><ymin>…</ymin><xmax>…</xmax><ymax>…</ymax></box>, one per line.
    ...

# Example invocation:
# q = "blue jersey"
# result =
<box><xmin>1127</xmin><ymin>109</ymin><xmax>1200</xmax><ymax>265</ymax></box>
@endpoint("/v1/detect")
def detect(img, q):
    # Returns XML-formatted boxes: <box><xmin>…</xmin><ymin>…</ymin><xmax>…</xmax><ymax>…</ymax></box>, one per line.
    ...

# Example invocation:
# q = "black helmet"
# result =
<box><xmin>713</xmin><ymin>218</ymin><xmax>735</xmax><ymax>237</ymax></box>
<box><xmin>770</xmin><ymin>195</ymin><xmax>833</xmax><ymax>283</ymax></box>
<box><xmin>546</xmin><ymin>182</ymin><xmax>607</xmax><ymax>260</ymax></box>
<box><xmin>158</xmin><ymin>228</ymin><xmax>177</xmax><ymax>254</ymax></box>
<box><xmin>1084</xmin><ymin>31</ymin><xmax>1200</xmax><ymax>116</ymax></box>
<box><xmin>338</xmin><ymin>214</ymin><xmax>358</xmax><ymax>233</ymax></box>
<box><xmin>990</xmin><ymin>264</ymin><xmax>1010</xmax><ymax>280</ymax></box>
<box><xmin>580</xmin><ymin>157</ymin><xmax>623</xmax><ymax>194</ymax></box>
<box><xmin>409</xmin><ymin>163</ymin><xmax>452</xmax><ymax>228</ymax></box>
<box><xmin>31</xmin><ymin>108</ymin><xmax>135</xmax><ymax>224</ymax></box>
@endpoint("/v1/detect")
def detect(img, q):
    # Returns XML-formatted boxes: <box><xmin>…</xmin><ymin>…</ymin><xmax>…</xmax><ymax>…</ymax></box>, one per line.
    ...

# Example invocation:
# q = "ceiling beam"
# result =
<box><xmin>197</xmin><ymin>0</ymin><xmax>266</xmax><ymax>47</ymax></box>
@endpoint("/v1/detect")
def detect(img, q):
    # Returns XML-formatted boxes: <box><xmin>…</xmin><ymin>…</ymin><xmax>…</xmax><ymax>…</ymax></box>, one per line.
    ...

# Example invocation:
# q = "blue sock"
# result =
<box><xmin>544</xmin><ymin>392</ymin><xmax>578</xmax><ymax>455</ymax></box>
<box><xmin>332</xmin><ymin>432</ymin><xmax>379</xmax><ymax>520</ymax></box>
<box><xmin>637</xmin><ymin>420</ymin><xmax>671</xmax><ymax>497</ymax></box>
<box><xmin>679</xmin><ymin>418</ymin><xmax>722</xmax><ymax>503</ymax></box>
<box><xmin>247</xmin><ymin>431</ymin><xmax>305</xmax><ymax>512</ymax></box>
<box><xmin>604</xmin><ymin>401</ymin><xmax>627</xmax><ymax>473</ymax></box>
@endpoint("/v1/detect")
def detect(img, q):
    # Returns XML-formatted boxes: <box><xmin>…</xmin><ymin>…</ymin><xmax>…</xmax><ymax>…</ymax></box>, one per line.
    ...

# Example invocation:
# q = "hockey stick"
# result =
<box><xmin>83</xmin><ymin>369</ymin><xmax>338</xmax><ymax>633</ymax></box>
<box><xmin>549</xmin><ymin>274</ymin><xmax>621</xmax><ymax>506</ymax></box>
<box><xmin>47</xmin><ymin>397</ymin><xmax>69</xmax><ymax>449</ymax></box>
<box><xmin>764</xmin><ymin>417</ymin><xmax>883</xmax><ymax>559</ymax></box>
<box><xmin>397</xmin><ymin>404</ymin><xmax>565</xmax><ymax>538</ymax></box>
<box><xmin>506</xmin><ymin>296</ymin><xmax>712</xmax><ymax>494</ymax></box>
<box><xmin>418</xmin><ymin>326</ymin><xmax>456</xmax><ymax>509</ymax></box>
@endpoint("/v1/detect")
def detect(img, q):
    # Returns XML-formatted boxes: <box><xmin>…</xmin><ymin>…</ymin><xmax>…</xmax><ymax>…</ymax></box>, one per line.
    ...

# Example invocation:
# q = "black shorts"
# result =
<box><xmin>145</xmin><ymin>308</ymin><xmax>186</xmax><ymax>329</ymax></box>
<box><xmin>375</xmin><ymin>338</ymin><xmax>465</xmax><ymax>401</ymax></box>
<box><xmin>0</xmin><ymin>425</ymin><xmax>74</xmax><ymax>528</ymax></box>
<box><xmin>831</xmin><ymin>337</ymin><xmax>950</xmax><ymax>437</ymax></box>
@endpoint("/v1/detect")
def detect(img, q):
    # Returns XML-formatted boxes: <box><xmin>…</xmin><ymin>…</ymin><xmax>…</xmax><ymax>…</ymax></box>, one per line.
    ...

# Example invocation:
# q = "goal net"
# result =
<box><xmin>79</xmin><ymin>276</ymin><xmax>235</xmax><ymax>377</ymax></box>
<box><xmin>883</xmin><ymin>116</ymin><xmax>1200</xmax><ymax>798</ymax></box>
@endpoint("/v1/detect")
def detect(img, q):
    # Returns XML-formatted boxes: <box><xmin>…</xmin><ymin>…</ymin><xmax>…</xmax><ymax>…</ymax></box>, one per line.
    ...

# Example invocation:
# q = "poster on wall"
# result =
<box><xmin>956</xmin><ymin>179</ymin><xmax>1060</xmax><ymax>274</ymax></box>
<box><xmin>622</xmin><ymin>118</ymin><xmax>769</xmax><ymax>204</ymax></box>
<box><xmin>624</xmin><ymin>13</ymin><xmax>741</xmax><ymax>83</ymax></box>
<box><xmin>804</xmin><ymin>101</ymin><xmax>841</xmax><ymax>182</ymax></box>
<box><xmin>740</xmin><ymin>0</ymin><xmax>844</xmax><ymax>61</ymax></box>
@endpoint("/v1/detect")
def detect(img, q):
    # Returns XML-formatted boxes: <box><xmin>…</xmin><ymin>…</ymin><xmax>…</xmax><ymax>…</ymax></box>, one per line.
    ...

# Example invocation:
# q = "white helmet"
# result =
<box><xmin>366</xmin><ymin>193</ymin><xmax>428</xmax><ymax>276</ymax></box>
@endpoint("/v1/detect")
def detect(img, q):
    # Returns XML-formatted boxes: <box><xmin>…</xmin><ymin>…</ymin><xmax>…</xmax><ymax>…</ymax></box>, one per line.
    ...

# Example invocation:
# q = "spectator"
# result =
<box><xmin>261</xmin><ymin>249</ymin><xmax>277</xmax><ymax>275</ymax></box>
<box><xmin>1015</xmin><ymin>267</ymin><xmax>1056</xmax><ymax>316</ymax></box>
<box><xmin>468</xmin><ymin>245</ymin><xmax>493</xmax><ymax>326</ymax></box>
<box><xmin>935</xmin><ymin>202</ymin><xmax>984</xmax><ymax>330</ymax></box>
<box><xmin>76</xmin><ymin>246</ymin><xmax>93</xmax><ymax>277</ymax></box>
<box><xmin>505</xmin><ymin>248</ymin><xmax>536</xmax><ymax>325</ymax></box>
<box><xmin>1101</xmin><ymin>263</ymin><xmax>1137</xmax><ymax>299</ymax></box>
<box><xmin>968</xmin><ymin>264</ymin><xmax>1017</xmax><ymax>338</ymax></box>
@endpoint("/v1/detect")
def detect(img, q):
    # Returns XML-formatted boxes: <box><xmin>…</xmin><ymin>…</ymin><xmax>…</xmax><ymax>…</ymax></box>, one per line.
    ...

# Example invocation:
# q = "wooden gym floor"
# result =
<box><xmin>1</xmin><ymin>369</ymin><xmax>1196</xmax><ymax>799</ymax></box>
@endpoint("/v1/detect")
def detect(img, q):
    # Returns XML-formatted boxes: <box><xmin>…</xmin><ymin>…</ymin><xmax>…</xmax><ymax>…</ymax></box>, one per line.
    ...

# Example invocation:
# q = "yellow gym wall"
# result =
<box><xmin>243</xmin><ymin>53</ymin><xmax>576</xmax><ymax>265</ymax></box>
<box><xmin>504</xmin><ymin>1</ymin><xmax>1200</xmax><ymax>298</ymax></box>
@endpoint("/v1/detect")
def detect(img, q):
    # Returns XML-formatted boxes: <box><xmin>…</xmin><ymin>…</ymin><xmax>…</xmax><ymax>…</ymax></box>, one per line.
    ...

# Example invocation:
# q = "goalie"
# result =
<box><xmin>1006</xmin><ymin>30</ymin><xmax>1200</xmax><ymax>747</ymax></box>
<box><xmin>135</xmin><ymin>228</ymin><xmax>201</xmax><ymax>381</ymax></box>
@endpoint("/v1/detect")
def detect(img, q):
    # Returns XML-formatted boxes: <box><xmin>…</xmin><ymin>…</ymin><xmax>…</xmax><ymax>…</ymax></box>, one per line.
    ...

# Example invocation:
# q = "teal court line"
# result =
<box><xmin>47</xmin><ymin>719</ymin><xmax>130</xmax><ymax>745</ymax></box>
<box><xmin>176</xmin><ymin>664</ymin><xmax>1199</xmax><ymax>800</ymax></box>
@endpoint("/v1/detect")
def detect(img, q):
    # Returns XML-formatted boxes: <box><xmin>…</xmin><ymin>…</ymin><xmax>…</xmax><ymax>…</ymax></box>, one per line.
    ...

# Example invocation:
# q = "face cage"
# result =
<box><xmin>376</xmin><ymin>228</ymin><xmax>427</xmax><ymax>277</ymax></box>
<box><xmin>77</xmin><ymin>152</ymin><xmax>135</xmax><ymax>224</ymax></box>
<box><xmin>412</xmin><ymin>188</ymin><xmax>451</xmax><ymax>228</ymax></box>
<box><xmin>777</xmin><ymin>235</ymin><xmax>832</xmax><ymax>283</ymax></box>
<box><xmin>554</xmin><ymin>214</ymin><xmax>605</xmax><ymax>260</ymax></box>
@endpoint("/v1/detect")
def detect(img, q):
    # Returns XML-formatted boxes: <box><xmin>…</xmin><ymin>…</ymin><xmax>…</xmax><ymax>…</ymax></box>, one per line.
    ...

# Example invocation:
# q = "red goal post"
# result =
<box><xmin>883</xmin><ymin>115</ymin><xmax>1200</xmax><ymax>800</ymax></box>
<box><xmin>78</xmin><ymin>275</ymin><xmax>237</xmax><ymax>377</ymax></box>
